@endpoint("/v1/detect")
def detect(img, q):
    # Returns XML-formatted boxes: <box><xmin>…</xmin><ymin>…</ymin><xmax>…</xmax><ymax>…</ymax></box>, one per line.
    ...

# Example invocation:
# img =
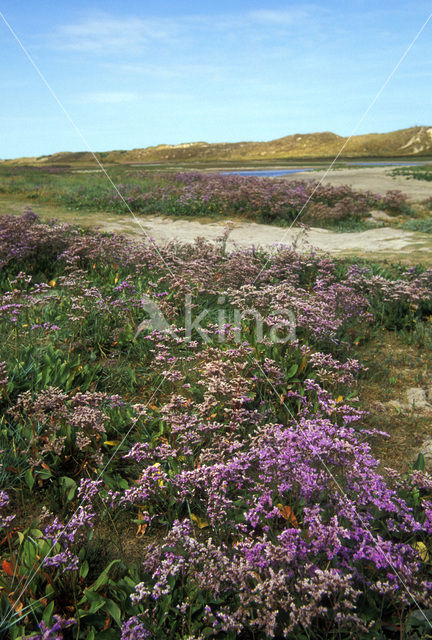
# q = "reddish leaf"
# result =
<box><xmin>277</xmin><ymin>504</ymin><xmax>299</xmax><ymax>528</ymax></box>
<box><xmin>2</xmin><ymin>560</ymin><xmax>14</xmax><ymax>576</ymax></box>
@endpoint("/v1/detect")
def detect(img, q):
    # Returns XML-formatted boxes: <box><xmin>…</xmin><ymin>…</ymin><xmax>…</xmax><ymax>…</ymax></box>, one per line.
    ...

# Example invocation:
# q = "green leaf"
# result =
<box><xmin>83</xmin><ymin>591</ymin><xmax>106</xmax><ymax>613</ymax></box>
<box><xmin>36</xmin><ymin>468</ymin><xmax>52</xmax><ymax>481</ymax></box>
<box><xmin>42</xmin><ymin>600</ymin><xmax>54</xmax><ymax>624</ymax></box>
<box><xmin>59</xmin><ymin>476</ymin><xmax>77</xmax><ymax>502</ymax></box>
<box><xmin>413</xmin><ymin>452</ymin><xmax>425</xmax><ymax>472</ymax></box>
<box><xmin>286</xmin><ymin>363</ymin><xmax>299</xmax><ymax>379</ymax></box>
<box><xmin>24</xmin><ymin>468</ymin><xmax>35</xmax><ymax>492</ymax></box>
<box><xmin>11</xmin><ymin>624</ymin><xmax>26</xmax><ymax>640</ymax></box>
<box><xmin>408</xmin><ymin>608</ymin><xmax>432</xmax><ymax>626</ymax></box>
<box><xmin>105</xmin><ymin>600</ymin><xmax>122</xmax><ymax>627</ymax></box>
<box><xmin>119</xmin><ymin>575</ymin><xmax>136</xmax><ymax>590</ymax></box>
<box><xmin>24</xmin><ymin>543</ymin><xmax>37</xmax><ymax>567</ymax></box>
<box><xmin>89</xmin><ymin>559</ymin><xmax>121</xmax><ymax>592</ymax></box>
<box><xmin>79</xmin><ymin>560</ymin><xmax>89</xmax><ymax>579</ymax></box>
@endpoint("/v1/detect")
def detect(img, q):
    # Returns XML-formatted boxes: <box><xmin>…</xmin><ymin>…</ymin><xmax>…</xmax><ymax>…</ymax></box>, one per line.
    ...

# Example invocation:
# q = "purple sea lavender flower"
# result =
<box><xmin>121</xmin><ymin>617</ymin><xmax>151</xmax><ymax>639</ymax></box>
<box><xmin>0</xmin><ymin>490</ymin><xmax>15</xmax><ymax>530</ymax></box>
<box><xmin>27</xmin><ymin>615</ymin><xmax>76</xmax><ymax>640</ymax></box>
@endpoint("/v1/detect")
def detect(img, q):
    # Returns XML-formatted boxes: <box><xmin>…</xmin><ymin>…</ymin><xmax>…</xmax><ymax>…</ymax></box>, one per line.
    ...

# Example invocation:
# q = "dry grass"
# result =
<box><xmin>357</xmin><ymin>329</ymin><xmax>432</xmax><ymax>472</ymax></box>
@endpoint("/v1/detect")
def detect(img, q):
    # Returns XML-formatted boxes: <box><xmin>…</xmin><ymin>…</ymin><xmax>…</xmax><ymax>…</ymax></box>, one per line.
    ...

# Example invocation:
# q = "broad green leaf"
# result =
<box><xmin>79</xmin><ymin>560</ymin><xmax>89</xmax><ymax>579</ymax></box>
<box><xmin>24</xmin><ymin>468</ymin><xmax>34</xmax><ymax>492</ymax></box>
<box><xmin>286</xmin><ymin>363</ymin><xmax>298</xmax><ymax>379</ymax></box>
<box><xmin>89</xmin><ymin>559</ymin><xmax>121</xmax><ymax>592</ymax></box>
<box><xmin>413</xmin><ymin>452</ymin><xmax>425</xmax><ymax>472</ymax></box>
<box><xmin>105</xmin><ymin>599</ymin><xmax>122</xmax><ymax>626</ymax></box>
<box><xmin>60</xmin><ymin>476</ymin><xmax>77</xmax><ymax>502</ymax></box>
<box><xmin>42</xmin><ymin>600</ymin><xmax>54</xmax><ymax>624</ymax></box>
<box><xmin>82</xmin><ymin>590</ymin><xmax>106</xmax><ymax>613</ymax></box>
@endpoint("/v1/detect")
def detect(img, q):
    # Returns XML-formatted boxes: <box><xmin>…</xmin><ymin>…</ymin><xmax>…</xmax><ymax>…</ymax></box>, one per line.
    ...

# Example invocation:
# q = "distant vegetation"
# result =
<box><xmin>0</xmin><ymin>165</ymin><xmax>411</xmax><ymax>230</ymax></box>
<box><xmin>391</xmin><ymin>165</ymin><xmax>432</xmax><ymax>182</ymax></box>
<box><xmin>400</xmin><ymin>216</ymin><xmax>432</xmax><ymax>234</ymax></box>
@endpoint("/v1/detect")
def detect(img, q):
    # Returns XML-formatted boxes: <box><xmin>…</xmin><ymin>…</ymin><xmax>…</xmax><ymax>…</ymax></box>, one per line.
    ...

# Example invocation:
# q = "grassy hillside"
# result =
<box><xmin>3</xmin><ymin>126</ymin><xmax>432</xmax><ymax>166</ymax></box>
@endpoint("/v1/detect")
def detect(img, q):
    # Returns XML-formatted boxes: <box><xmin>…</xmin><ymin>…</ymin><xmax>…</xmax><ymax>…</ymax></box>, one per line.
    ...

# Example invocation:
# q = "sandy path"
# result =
<box><xmin>284</xmin><ymin>166</ymin><xmax>432</xmax><ymax>201</ymax></box>
<box><xmin>101</xmin><ymin>216</ymin><xmax>432</xmax><ymax>260</ymax></box>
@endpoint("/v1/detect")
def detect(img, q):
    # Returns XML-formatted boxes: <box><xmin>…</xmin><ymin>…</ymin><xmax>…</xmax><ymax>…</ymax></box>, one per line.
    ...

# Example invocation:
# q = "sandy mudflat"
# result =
<box><xmin>284</xmin><ymin>166</ymin><xmax>432</xmax><ymax>201</ymax></box>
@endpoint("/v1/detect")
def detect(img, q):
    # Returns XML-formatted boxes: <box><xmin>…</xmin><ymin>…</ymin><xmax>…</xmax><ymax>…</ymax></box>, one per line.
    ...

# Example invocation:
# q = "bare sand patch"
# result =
<box><xmin>98</xmin><ymin>215</ymin><xmax>432</xmax><ymax>262</ymax></box>
<box><xmin>285</xmin><ymin>165</ymin><xmax>432</xmax><ymax>201</ymax></box>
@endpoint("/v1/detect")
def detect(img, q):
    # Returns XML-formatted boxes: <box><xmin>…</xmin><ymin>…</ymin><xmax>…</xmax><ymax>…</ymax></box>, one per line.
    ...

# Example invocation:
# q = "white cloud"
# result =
<box><xmin>102</xmin><ymin>61</ymin><xmax>224</xmax><ymax>82</ymax></box>
<box><xmin>78</xmin><ymin>91</ymin><xmax>139</xmax><ymax>104</ymax></box>
<box><xmin>248</xmin><ymin>8</ymin><xmax>313</xmax><ymax>26</ymax></box>
<box><xmin>55</xmin><ymin>15</ymin><xmax>179</xmax><ymax>52</ymax></box>
<box><xmin>53</xmin><ymin>7</ymin><xmax>319</xmax><ymax>55</ymax></box>
<box><xmin>49</xmin><ymin>6</ymin><xmax>327</xmax><ymax>80</ymax></box>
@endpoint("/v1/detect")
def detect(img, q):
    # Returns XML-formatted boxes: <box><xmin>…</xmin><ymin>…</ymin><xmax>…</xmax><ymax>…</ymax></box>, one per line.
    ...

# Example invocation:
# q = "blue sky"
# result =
<box><xmin>0</xmin><ymin>1</ymin><xmax>431</xmax><ymax>158</ymax></box>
